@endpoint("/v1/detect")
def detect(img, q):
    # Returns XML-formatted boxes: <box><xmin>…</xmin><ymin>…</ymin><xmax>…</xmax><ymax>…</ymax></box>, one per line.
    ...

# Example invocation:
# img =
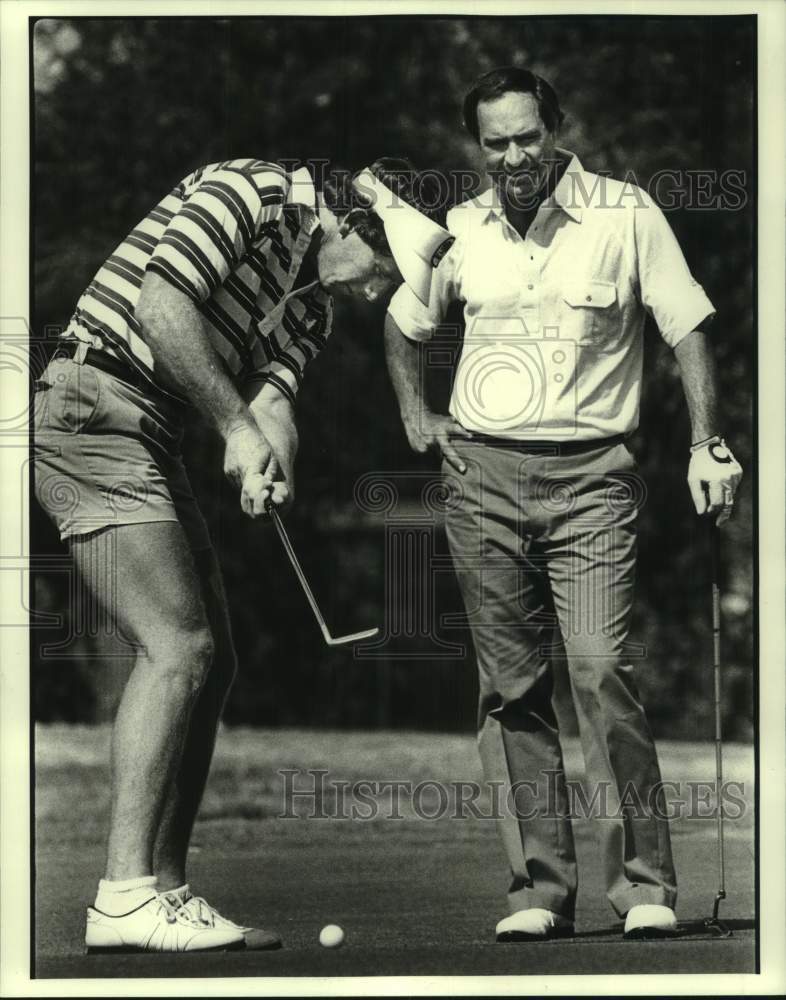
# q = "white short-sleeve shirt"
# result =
<box><xmin>387</xmin><ymin>151</ymin><xmax>715</xmax><ymax>440</ymax></box>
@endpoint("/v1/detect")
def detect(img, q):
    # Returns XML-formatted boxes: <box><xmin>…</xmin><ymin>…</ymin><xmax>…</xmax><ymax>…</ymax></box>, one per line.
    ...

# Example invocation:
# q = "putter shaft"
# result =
<box><xmin>268</xmin><ymin>504</ymin><xmax>378</xmax><ymax>647</ymax></box>
<box><xmin>707</xmin><ymin>521</ymin><xmax>731</xmax><ymax>937</ymax></box>
<box><xmin>710</xmin><ymin>523</ymin><xmax>726</xmax><ymax>900</ymax></box>
<box><xmin>268</xmin><ymin>506</ymin><xmax>333</xmax><ymax>643</ymax></box>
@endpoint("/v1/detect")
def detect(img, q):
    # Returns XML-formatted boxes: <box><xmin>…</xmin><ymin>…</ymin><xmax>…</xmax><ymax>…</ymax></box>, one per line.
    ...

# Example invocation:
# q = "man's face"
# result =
<box><xmin>476</xmin><ymin>91</ymin><xmax>558</xmax><ymax>211</ymax></box>
<box><xmin>317</xmin><ymin>229</ymin><xmax>401</xmax><ymax>303</ymax></box>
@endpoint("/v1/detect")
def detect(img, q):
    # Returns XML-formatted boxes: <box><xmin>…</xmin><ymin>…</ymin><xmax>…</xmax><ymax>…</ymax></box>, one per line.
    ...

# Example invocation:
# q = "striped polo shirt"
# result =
<box><xmin>64</xmin><ymin>159</ymin><xmax>332</xmax><ymax>406</ymax></box>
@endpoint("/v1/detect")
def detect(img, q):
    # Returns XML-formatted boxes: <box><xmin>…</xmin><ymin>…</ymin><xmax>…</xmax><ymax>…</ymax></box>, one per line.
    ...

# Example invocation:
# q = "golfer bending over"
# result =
<box><xmin>34</xmin><ymin>157</ymin><xmax>445</xmax><ymax>953</ymax></box>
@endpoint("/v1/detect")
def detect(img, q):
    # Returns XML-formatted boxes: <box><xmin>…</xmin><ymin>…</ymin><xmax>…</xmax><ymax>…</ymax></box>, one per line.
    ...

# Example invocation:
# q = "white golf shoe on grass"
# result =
<box><xmin>171</xmin><ymin>886</ymin><xmax>283</xmax><ymax>951</ymax></box>
<box><xmin>85</xmin><ymin>892</ymin><xmax>244</xmax><ymax>953</ymax></box>
<box><xmin>496</xmin><ymin>907</ymin><xmax>575</xmax><ymax>942</ymax></box>
<box><xmin>623</xmin><ymin>903</ymin><xmax>678</xmax><ymax>939</ymax></box>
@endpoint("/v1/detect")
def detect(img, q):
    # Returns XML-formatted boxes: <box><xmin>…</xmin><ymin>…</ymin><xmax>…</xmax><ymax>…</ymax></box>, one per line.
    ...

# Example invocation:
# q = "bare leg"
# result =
<box><xmin>70</xmin><ymin>522</ymin><xmax>215</xmax><ymax>880</ymax></box>
<box><xmin>154</xmin><ymin>548</ymin><xmax>238</xmax><ymax>889</ymax></box>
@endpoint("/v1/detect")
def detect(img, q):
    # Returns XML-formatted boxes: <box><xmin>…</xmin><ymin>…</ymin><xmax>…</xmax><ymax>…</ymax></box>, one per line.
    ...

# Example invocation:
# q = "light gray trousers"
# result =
<box><xmin>443</xmin><ymin>437</ymin><xmax>677</xmax><ymax>919</ymax></box>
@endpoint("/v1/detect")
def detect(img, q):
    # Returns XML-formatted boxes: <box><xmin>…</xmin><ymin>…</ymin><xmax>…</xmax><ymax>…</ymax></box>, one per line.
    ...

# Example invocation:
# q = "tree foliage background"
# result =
<box><xmin>31</xmin><ymin>14</ymin><xmax>755</xmax><ymax>739</ymax></box>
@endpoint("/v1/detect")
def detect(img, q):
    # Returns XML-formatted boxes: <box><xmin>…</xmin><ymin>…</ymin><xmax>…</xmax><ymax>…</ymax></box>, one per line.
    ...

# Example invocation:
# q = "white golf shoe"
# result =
<box><xmin>623</xmin><ymin>903</ymin><xmax>678</xmax><ymax>939</ymax></box>
<box><xmin>496</xmin><ymin>907</ymin><xmax>575</xmax><ymax>942</ymax></box>
<box><xmin>172</xmin><ymin>887</ymin><xmax>282</xmax><ymax>951</ymax></box>
<box><xmin>85</xmin><ymin>892</ymin><xmax>244</xmax><ymax>953</ymax></box>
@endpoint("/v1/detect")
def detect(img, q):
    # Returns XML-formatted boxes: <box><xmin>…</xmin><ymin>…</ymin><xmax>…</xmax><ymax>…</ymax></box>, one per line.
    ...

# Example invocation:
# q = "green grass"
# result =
<box><xmin>35</xmin><ymin>724</ymin><xmax>754</xmax><ymax>851</ymax></box>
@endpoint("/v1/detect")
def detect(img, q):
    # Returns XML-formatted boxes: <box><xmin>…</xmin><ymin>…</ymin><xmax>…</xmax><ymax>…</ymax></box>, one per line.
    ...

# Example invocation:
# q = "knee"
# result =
<box><xmin>209</xmin><ymin>640</ymin><xmax>238</xmax><ymax>698</ymax></box>
<box><xmin>148</xmin><ymin>623</ymin><xmax>215</xmax><ymax>696</ymax></box>
<box><xmin>568</xmin><ymin>652</ymin><xmax>612</xmax><ymax>694</ymax></box>
<box><xmin>569</xmin><ymin>655</ymin><xmax>643</xmax><ymax>712</ymax></box>
<box><xmin>185</xmin><ymin>626</ymin><xmax>216</xmax><ymax>687</ymax></box>
<box><xmin>478</xmin><ymin>663</ymin><xmax>555</xmax><ymax>721</ymax></box>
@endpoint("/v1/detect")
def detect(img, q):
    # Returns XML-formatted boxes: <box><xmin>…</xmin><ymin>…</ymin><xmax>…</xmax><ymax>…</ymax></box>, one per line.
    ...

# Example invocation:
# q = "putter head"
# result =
<box><xmin>704</xmin><ymin>891</ymin><xmax>732</xmax><ymax>937</ymax></box>
<box><xmin>704</xmin><ymin>917</ymin><xmax>732</xmax><ymax>938</ymax></box>
<box><xmin>325</xmin><ymin>627</ymin><xmax>380</xmax><ymax>647</ymax></box>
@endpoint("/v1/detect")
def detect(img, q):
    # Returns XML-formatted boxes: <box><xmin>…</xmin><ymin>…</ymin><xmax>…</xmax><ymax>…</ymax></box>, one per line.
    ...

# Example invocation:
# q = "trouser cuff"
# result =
<box><xmin>609</xmin><ymin>883</ymin><xmax>678</xmax><ymax>919</ymax></box>
<box><xmin>507</xmin><ymin>886</ymin><xmax>576</xmax><ymax>922</ymax></box>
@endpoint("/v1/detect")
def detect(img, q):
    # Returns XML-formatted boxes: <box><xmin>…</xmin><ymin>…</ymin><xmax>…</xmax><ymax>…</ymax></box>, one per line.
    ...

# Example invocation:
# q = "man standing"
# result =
<box><xmin>385</xmin><ymin>67</ymin><xmax>742</xmax><ymax>940</ymax></box>
<box><xmin>34</xmin><ymin>156</ymin><xmax>444</xmax><ymax>953</ymax></box>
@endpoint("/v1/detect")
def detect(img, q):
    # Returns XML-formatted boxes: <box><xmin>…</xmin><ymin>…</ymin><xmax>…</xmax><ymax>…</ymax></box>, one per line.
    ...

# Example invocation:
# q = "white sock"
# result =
<box><xmin>94</xmin><ymin>875</ymin><xmax>158</xmax><ymax>916</ymax></box>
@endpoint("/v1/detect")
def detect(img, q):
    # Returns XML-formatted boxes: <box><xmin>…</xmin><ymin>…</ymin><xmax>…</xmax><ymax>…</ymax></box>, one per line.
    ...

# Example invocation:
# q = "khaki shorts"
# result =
<box><xmin>33</xmin><ymin>352</ymin><xmax>210</xmax><ymax>551</ymax></box>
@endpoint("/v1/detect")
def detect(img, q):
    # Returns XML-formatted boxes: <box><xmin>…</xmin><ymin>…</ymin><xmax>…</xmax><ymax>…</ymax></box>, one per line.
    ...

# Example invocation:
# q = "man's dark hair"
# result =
<box><xmin>323</xmin><ymin>157</ymin><xmax>447</xmax><ymax>256</ymax></box>
<box><xmin>463</xmin><ymin>66</ymin><xmax>565</xmax><ymax>142</ymax></box>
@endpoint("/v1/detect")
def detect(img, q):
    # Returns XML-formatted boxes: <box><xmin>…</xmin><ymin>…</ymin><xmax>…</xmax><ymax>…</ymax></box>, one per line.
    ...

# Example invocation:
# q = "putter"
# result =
<box><xmin>266</xmin><ymin>502</ymin><xmax>379</xmax><ymax>647</ymax></box>
<box><xmin>704</xmin><ymin>519</ymin><xmax>732</xmax><ymax>938</ymax></box>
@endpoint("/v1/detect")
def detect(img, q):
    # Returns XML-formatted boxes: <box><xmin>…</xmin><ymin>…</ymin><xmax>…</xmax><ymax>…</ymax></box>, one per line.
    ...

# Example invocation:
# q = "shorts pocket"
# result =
<box><xmin>39</xmin><ymin>360</ymin><xmax>102</xmax><ymax>434</ymax></box>
<box><xmin>562</xmin><ymin>279</ymin><xmax>619</xmax><ymax>349</ymax></box>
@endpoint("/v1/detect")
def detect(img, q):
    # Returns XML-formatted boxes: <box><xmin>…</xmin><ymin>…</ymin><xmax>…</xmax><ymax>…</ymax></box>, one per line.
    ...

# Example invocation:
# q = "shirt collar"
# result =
<box><xmin>549</xmin><ymin>149</ymin><xmax>584</xmax><ymax>223</ymax></box>
<box><xmin>475</xmin><ymin>184</ymin><xmax>505</xmax><ymax>222</ymax></box>
<box><xmin>477</xmin><ymin>148</ymin><xmax>585</xmax><ymax>227</ymax></box>
<box><xmin>287</xmin><ymin>166</ymin><xmax>318</xmax><ymax>210</ymax></box>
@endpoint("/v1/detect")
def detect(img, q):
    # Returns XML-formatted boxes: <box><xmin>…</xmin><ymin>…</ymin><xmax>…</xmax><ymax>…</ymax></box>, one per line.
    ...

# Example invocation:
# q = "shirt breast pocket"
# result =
<box><xmin>561</xmin><ymin>280</ymin><xmax>620</xmax><ymax>350</ymax></box>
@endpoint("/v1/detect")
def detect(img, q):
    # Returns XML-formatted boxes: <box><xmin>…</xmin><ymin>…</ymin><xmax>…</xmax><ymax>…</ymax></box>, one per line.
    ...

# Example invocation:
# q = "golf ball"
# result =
<box><xmin>319</xmin><ymin>924</ymin><xmax>345</xmax><ymax>948</ymax></box>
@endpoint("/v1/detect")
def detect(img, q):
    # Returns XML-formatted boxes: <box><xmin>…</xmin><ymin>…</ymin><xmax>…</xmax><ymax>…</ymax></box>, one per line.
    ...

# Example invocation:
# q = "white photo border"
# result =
<box><xmin>1</xmin><ymin>1</ymin><xmax>783</xmax><ymax>995</ymax></box>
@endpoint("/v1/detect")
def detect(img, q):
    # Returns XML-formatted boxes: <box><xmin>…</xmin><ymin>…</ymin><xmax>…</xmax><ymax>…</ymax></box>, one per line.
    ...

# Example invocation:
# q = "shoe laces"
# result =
<box><xmin>157</xmin><ymin>891</ymin><xmax>211</xmax><ymax>929</ymax></box>
<box><xmin>156</xmin><ymin>893</ymin><xmax>183</xmax><ymax>925</ymax></box>
<box><xmin>181</xmin><ymin>895</ymin><xmax>216</xmax><ymax>927</ymax></box>
<box><xmin>185</xmin><ymin>894</ymin><xmax>249</xmax><ymax>932</ymax></box>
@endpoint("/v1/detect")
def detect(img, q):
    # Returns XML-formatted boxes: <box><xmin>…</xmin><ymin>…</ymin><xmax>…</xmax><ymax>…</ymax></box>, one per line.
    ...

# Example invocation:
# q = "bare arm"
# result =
<box><xmin>673</xmin><ymin>328</ymin><xmax>719</xmax><ymax>443</ymax></box>
<box><xmin>384</xmin><ymin>312</ymin><xmax>471</xmax><ymax>474</ymax></box>
<box><xmin>384</xmin><ymin>312</ymin><xmax>426</xmax><ymax>432</ymax></box>
<box><xmin>135</xmin><ymin>273</ymin><xmax>279</xmax><ymax>514</ymax></box>
<box><xmin>138</xmin><ymin>273</ymin><xmax>257</xmax><ymax>439</ymax></box>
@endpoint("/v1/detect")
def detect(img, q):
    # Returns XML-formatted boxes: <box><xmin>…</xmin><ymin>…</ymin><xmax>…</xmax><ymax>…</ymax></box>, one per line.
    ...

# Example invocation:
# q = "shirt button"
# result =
<box><xmin>527</xmin><ymin>283</ymin><xmax>534</xmax><ymax>290</ymax></box>
<box><xmin>586</xmin><ymin>295</ymin><xmax>592</xmax><ymax>302</ymax></box>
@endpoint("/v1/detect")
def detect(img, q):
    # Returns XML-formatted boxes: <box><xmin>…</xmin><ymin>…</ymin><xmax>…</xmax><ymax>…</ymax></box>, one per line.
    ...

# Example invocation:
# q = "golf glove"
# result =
<box><xmin>687</xmin><ymin>436</ymin><xmax>742</xmax><ymax>525</ymax></box>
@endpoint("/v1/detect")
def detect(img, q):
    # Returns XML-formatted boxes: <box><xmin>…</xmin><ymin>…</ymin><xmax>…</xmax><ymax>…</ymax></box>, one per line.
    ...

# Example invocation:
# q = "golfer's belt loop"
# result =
<box><xmin>73</xmin><ymin>341</ymin><xmax>89</xmax><ymax>365</ymax></box>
